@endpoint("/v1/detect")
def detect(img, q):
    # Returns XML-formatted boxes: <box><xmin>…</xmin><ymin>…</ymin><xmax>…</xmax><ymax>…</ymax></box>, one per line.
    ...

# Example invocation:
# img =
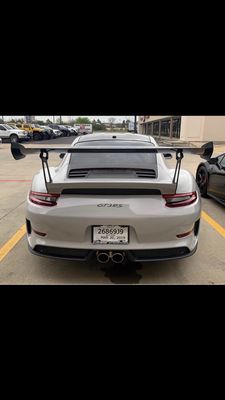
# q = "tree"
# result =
<box><xmin>92</xmin><ymin>118</ymin><xmax>106</xmax><ymax>131</ymax></box>
<box><xmin>108</xmin><ymin>117</ymin><xmax>116</xmax><ymax>130</ymax></box>
<box><xmin>46</xmin><ymin>118</ymin><xmax>53</xmax><ymax>124</ymax></box>
<box><xmin>74</xmin><ymin>117</ymin><xmax>91</xmax><ymax>124</ymax></box>
<box><xmin>35</xmin><ymin>120</ymin><xmax>45</xmax><ymax>125</ymax></box>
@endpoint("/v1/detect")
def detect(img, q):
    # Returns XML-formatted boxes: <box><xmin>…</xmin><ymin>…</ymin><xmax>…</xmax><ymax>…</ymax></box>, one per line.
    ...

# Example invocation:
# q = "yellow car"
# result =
<box><xmin>15</xmin><ymin>123</ymin><xmax>47</xmax><ymax>141</ymax></box>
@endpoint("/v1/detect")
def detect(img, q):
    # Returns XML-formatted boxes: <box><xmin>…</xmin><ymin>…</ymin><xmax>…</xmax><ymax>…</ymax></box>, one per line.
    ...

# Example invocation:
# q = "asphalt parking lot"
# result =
<box><xmin>1</xmin><ymin>135</ymin><xmax>225</xmax><ymax>284</ymax></box>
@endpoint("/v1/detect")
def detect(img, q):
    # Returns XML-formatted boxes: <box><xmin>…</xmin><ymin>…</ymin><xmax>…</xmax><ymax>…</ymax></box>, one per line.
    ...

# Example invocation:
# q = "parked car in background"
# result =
<box><xmin>14</xmin><ymin>123</ymin><xmax>46</xmax><ymax>141</ymax></box>
<box><xmin>196</xmin><ymin>153</ymin><xmax>225</xmax><ymax>206</ymax></box>
<box><xmin>48</xmin><ymin>124</ymin><xmax>71</xmax><ymax>137</ymax></box>
<box><xmin>7</xmin><ymin>124</ymin><xmax>19</xmax><ymax>130</ymax></box>
<box><xmin>58</xmin><ymin>125</ymin><xmax>72</xmax><ymax>137</ymax></box>
<box><xmin>0</xmin><ymin>124</ymin><xmax>29</xmax><ymax>143</ymax></box>
<box><xmin>42</xmin><ymin>126</ymin><xmax>63</xmax><ymax>139</ymax></box>
<box><xmin>65</xmin><ymin>126</ymin><xmax>78</xmax><ymax>135</ymax></box>
<box><xmin>40</xmin><ymin>126</ymin><xmax>55</xmax><ymax>139</ymax></box>
<box><xmin>42</xmin><ymin>126</ymin><xmax>52</xmax><ymax>139</ymax></box>
<box><xmin>31</xmin><ymin>125</ymin><xmax>51</xmax><ymax>140</ymax></box>
<box><xmin>52</xmin><ymin>129</ymin><xmax>62</xmax><ymax>138</ymax></box>
<box><xmin>43</xmin><ymin>126</ymin><xmax>62</xmax><ymax>139</ymax></box>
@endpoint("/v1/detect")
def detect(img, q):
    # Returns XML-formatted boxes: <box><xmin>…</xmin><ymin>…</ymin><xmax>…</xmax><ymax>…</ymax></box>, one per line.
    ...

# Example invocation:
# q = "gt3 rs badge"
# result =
<box><xmin>97</xmin><ymin>204</ymin><xmax>124</xmax><ymax>207</ymax></box>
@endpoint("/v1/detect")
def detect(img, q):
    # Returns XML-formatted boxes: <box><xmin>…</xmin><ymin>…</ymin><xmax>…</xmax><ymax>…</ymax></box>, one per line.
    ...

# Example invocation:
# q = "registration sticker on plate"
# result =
<box><xmin>93</xmin><ymin>225</ymin><xmax>129</xmax><ymax>244</ymax></box>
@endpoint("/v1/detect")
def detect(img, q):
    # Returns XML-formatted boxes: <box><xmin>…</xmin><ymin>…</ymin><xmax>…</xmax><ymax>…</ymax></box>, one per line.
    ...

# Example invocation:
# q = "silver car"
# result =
<box><xmin>0</xmin><ymin>124</ymin><xmax>29</xmax><ymax>143</ymax></box>
<box><xmin>11</xmin><ymin>134</ymin><xmax>213</xmax><ymax>264</ymax></box>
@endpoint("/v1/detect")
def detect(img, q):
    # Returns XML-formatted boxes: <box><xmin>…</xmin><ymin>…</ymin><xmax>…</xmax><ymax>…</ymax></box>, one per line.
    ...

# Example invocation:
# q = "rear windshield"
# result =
<box><xmin>69</xmin><ymin>141</ymin><xmax>157</xmax><ymax>170</ymax></box>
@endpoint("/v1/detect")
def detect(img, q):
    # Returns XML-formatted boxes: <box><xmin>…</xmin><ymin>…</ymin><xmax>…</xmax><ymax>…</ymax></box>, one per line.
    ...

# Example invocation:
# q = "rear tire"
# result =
<box><xmin>10</xmin><ymin>134</ymin><xmax>19</xmax><ymax>143</ymax></box>
<box><xmin>196</xmin><ymin>165</ymin><xmax>209</xmax><ymax>197</ymax></box>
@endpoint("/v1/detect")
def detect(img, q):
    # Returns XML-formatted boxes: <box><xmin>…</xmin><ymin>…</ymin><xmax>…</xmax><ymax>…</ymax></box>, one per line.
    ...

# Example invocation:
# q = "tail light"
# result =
<box><xmin>29</xmin><ymin>191</ymin><xmax>60</xmax><ymax>207</ymax></box>
<box><xmin>163</xmin><ymin>191</ymin><xmax>197</xmax><ymax>207</ymax></box>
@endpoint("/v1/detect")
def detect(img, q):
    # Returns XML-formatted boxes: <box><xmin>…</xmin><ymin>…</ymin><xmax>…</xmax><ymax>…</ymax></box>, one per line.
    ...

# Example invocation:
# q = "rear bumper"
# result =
<box><xmin>28</xmin><ymin>243</ymin><xmax>198</xmax><ymax>262</ymax></box>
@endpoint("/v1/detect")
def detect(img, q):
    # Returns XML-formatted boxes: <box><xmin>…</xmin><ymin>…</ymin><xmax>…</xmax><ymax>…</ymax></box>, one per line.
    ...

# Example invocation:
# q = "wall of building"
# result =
<box><xmin>202</xmin><ymin>117</ymin><xmax>225</xmax><ymax>141</ymax></box>
<box><xmin>180</xmin><ymin>116</ymin><xmax>205</xmax><ymax>141</ymax></box>
<box><xmin>180</xmin><ymin>116</ymin><xmax>225</xmax><ymax>141</ymax></box>
<box><xmin>139</xmin><ymin>116</ymin><xmax>225</xmax><ymax>142</ymax></box>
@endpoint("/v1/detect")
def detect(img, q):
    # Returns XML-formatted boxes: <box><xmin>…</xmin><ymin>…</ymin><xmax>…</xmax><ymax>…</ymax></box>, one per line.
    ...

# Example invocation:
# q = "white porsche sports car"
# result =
<box><xmin>11</xmin><ymin>134</ymin><xmax>213</xmax><ymax>264</ymax></box>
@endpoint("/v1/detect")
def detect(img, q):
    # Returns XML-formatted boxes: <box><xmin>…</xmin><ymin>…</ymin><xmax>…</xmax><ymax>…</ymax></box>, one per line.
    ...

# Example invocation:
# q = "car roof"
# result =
<box><xmin>77</xmin><ymin>133</ymin><xmax>152</xmax><ymax>143</ymax></box>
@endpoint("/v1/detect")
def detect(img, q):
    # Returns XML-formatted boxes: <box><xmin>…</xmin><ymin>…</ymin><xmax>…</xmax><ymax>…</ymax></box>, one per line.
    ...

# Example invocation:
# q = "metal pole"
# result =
<box><xmin>60</xmin><ymin>115</ymin><xmax>62</xmax><ymax>124</ymax></box>
<box><xmin>134</xmin><ymin>115</ymin><xmax>137</xmax><ymax>133</ymax></box>
<box><xmin>53</xmin><ymin>116</ymin><xmax>55</xmax><ymax>123</ymax></box>
<box><xmin>2</xmin><ymin>116</ymin><xmax>4</xmax><ymax>122</ymax></box>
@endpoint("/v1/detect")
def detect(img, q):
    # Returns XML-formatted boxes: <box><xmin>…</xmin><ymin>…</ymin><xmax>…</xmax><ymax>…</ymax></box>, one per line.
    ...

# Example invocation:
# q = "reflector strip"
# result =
<box><xmin>33</xmin><ymin>229</ymin><xmax>47</xmax><ymax>237</ymax></box>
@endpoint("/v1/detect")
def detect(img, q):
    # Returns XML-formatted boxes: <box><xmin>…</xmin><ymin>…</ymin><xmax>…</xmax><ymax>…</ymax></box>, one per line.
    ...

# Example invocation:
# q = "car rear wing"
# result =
<box><xmin>11</xmin><ymin>142</ymin><xmax>214</xmax><ymax>193</ymax></box>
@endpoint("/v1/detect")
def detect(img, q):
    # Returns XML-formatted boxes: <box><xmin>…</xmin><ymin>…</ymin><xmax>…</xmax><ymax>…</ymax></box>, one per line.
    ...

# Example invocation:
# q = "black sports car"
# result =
<box><xmin>196</xmin><ymin>153</ymin><xmax>225</xmax><ymax>205</ymax></box>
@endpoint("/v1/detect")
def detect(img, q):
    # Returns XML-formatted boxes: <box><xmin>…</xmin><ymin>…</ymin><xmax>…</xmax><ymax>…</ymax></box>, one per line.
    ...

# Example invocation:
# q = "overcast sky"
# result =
<box><xmin>3</xmin><ymin>116</ymin><xmax>134</xmax><ymax>123</ymax></box>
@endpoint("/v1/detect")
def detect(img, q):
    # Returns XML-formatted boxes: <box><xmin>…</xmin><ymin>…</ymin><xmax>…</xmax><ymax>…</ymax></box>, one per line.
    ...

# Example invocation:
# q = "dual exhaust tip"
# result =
<box><xmin>96</xmin><ymin>251</ymin><xmax>125</xmax><ymax>264</ymax></box>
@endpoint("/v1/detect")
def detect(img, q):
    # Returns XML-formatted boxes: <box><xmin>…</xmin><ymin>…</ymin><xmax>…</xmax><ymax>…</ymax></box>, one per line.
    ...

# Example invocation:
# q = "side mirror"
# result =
<box><xmin>163</xmin><ymin>153</ymin><xmax>173</xmax><ymax>159</ymax></box>
<box><xmin>59</xmin><ymin>153</ymin><xmax>65</xmax><ymax>159</ymax></box>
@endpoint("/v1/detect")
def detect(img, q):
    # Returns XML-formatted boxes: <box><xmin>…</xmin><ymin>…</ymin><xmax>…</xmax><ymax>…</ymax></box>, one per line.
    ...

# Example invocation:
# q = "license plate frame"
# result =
<box><xmin>92</xmin><ymin>225</ymin><xmax>129</xmax><ymax>245</ymax></box>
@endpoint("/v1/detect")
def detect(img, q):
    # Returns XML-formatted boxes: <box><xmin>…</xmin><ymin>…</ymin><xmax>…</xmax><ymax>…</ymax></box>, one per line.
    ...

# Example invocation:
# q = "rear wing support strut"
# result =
<box><xmin>40</xmin><ymin>150</ymin><xmax>52</xmax><ymax>191</ymax></box>
<box><xmin>173</xmin><ymin>149</ymin><xmax>184</xmax><ymax>192</ymax></box>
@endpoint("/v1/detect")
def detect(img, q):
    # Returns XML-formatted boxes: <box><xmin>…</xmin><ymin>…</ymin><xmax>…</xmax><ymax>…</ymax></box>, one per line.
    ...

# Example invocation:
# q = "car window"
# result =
<box><xmin>219</xmin><ymin>155</ymin><xmax>225</xmax><ymax>168</ymax></box>
<box><xmin>0</xmin><ymin>125</ymin><xmax>6</xmax><ymax>130</ymax></box>
<box><xmin>69</xmin><ymin>141</ymin><xmax>157</xmax><ymax>171</ymax></box>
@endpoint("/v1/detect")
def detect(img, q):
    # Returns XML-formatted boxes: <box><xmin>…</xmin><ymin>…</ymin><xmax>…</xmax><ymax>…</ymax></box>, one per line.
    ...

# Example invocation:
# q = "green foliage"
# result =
<box><xmin>74</xmin><ymin>117</ymin><xmax>91</xmax><ymax>124</ymax></box>
<box><xmin>35</xmin><ymin>120</ymin><xmax>45</xmax><ymax>125</ymax></box>
<box><xmin>92</xmin><ymin>118</ymin><xmax>106</xmax><ymax>131</ymax></box>
<box><xmin>8</xmin><ymin>118</ymin><xmax>23</xmax><ymax>123</ymax></box>
<box><xmin>93</xmin><ymin>124</ymin><xmax>106</xmax><ymax>131</ymax></box>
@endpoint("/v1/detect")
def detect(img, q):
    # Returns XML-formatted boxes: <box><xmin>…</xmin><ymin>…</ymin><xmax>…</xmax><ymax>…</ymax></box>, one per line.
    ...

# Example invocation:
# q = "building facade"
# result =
<box><xmin>139</xmin><ymin>116</ymin><xmax>225</xmax><ymax>142</ymax></box>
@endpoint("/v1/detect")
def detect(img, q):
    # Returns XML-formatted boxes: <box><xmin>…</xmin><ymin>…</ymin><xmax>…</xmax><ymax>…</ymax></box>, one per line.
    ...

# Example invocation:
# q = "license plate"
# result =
<box><xmin>93</xmin><ymin>225</ymin><xmax>129</xmax><ymax>244</ymax></box>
